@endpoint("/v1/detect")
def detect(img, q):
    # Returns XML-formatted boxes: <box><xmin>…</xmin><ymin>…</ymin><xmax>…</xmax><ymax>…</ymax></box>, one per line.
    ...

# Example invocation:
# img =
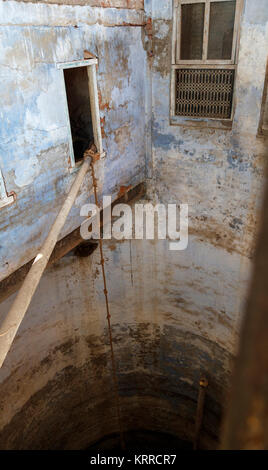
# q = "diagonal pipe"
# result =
<box><xmin>0</xmin><ymin>157</ymin><xmax>91</xmax><ymax>368</ymax></box>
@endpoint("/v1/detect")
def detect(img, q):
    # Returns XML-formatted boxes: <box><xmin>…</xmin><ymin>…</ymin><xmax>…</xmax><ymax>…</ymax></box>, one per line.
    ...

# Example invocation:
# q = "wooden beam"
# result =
<box><xmin>0</xmin><ymin>158</ymin><xmax>91</xmax><ymax>367</ymax></box>
<box><xmin>0</xmin><ymin>182</ymin><xmax>146</xmax><ymax>303</ymax></box>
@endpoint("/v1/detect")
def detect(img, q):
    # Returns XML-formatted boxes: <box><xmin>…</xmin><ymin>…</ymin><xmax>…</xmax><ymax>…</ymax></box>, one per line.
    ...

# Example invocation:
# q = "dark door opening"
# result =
<box><xmin>64</xmin><ymin>66</ymin><xmax>94</xmax><ymax>163</ymax></box>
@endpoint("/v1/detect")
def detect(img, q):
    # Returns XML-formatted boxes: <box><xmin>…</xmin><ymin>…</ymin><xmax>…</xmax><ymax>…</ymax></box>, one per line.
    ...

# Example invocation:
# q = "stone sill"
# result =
<box><xmin>170</xmin><ymin>116</ymin><xmax>233</xmax><ymax>131</ymax></box>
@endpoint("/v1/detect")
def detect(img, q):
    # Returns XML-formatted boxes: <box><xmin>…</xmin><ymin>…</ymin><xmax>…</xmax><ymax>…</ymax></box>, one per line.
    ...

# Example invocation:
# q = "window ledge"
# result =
<box><xmin>0</xmin><ymin>194</ymin><xmax>15</xmax><ymax>209</ymax></box>
<box><xmin>170</xmin><ymin>115</ymin><xmax>233</xmax><ymax>131</ymax></box>
<box><xmin>57</xmin><ymin>58</ymin><xmax>98</xmax><ymax>69</ymax></box>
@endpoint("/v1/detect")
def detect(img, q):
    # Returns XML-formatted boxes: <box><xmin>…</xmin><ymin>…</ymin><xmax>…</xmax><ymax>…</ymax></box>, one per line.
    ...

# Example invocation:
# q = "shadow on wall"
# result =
<box><xmin>0</xmin><ymin>322</ymin><xmax>231</xmax><ymax>450</ymax></box>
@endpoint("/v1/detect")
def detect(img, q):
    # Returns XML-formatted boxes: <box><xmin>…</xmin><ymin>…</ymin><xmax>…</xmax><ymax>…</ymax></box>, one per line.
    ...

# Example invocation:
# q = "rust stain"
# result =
<box><xmin>141</xmin><ymin>16</ymin><xmax>154</xmax><ymax>59</ymax></box>
<box><xmin>144</xmin><ymin>17</ymin><xmax>152</xmax><ymax>38</ymax></box>
<box><xmin>117</xmin><ymin>185</ymin><xmax>132</xmax><ymax>198</ymax></box>
<box><xmin>84</xmin><ymin>144</ymin><xmax>100</xmax><ymax>163</ymax></box>
<box><xmin>100</xmin><ymin>116</ymin><xmax>107</xmax><ymax>138</ymax></box>
<box><xmin>108</xmin><ymin>243</ymin><xmax>117</xmax><ymax>251</ymax></box>
<box><xmin>7</xmin><ymin>191</ymin><xmax>17</xmax><ymax>202</ymax></box>
<box><xmin>98</xmin><ymin>90</ymin><xmax>111</xmax><ymax>111</ymax></box>
<box><xmin>83</xmin><ymin>50</ymin><xmax>97</xmax><ymax>60</ymax></box>
<box><xmin>121</xmin><ymin>21</ymin><xmax>146</xmax><ymax>27</ymax></box>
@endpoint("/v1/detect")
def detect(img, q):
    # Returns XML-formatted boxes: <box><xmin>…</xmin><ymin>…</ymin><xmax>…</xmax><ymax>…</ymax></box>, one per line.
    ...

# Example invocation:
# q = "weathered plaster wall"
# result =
<box><xmin>0</xmin><ymin>0</ymin><xmax>267</xmax><ymax>450</ymax></box>
<box><xmin>4</xmin><ymin>0</ymin><xmax>144</xmax><ymax>7</ymax></box>
<box><xmin>0</xmin><ymin>0</ymin><xmax>146</xmax><ymax>280</ymax></box>
<box><xmin>0</xmin><ymin>238</ymin><xmax>231</xmax><ymax>449</ymax></box>
<box><xmin>147</xmin><ymin>0</ymin><xmax>268</xmax><ymax>354</ymax></box>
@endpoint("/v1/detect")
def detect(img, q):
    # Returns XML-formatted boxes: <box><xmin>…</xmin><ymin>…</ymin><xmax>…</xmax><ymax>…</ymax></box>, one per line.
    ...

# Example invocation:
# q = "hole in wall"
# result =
<box><xmin>64</xmin><ymin>66</ymin><xmax>94</xmax><ymax>163</ymax></box>
<box><xmin>74</xmin><ymin>241</ymin><xmax>99</xmax><ymax>258</ymax></box>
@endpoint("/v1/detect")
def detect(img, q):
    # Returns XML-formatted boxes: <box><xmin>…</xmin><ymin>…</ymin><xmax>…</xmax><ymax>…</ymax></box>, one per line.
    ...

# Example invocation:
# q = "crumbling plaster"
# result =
<box><xmin>0</xmin><ymin>0</ymin><xmax>147</xmax><ymax>280</ymax></box>
<box><xmin>0</xmin><ymin>0</ymin><xmax>267</xmax><ymax>449</ymax></box>
<box><xmin>0</xmin><ymin>239</ymin><xmax>233</xmax><ymax>449</ymax></box>
<box><xmin>148</xmin><ymin>0</ymin><xmax>268</xmax><ymax>347</ymax></box>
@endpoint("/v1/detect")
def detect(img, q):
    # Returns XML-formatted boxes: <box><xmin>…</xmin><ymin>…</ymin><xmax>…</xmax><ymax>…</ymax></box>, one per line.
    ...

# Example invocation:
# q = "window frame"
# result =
<box><xmin>170</xmin><ymin>0</ymin><xmax>244</xmax><ymax>128</ymax></box>
<box><xmin>57</xmin><ymin>58</ymin><xmax>104</xmax><ymax>170</ymax></box>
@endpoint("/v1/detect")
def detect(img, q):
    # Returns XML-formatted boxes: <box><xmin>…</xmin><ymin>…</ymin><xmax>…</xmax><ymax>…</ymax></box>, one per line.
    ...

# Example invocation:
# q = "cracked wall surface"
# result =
<box><xmin>0</xmin><ymin>1</ymin><xmax>147</xmax><ymax>280</ymax></box>
<box><xmin>2</xmin><ymin>0</ymin><xmax>144</xmax><ymax>7</ymax></box>
<box><xmin>147</xmin><ymin>0</ymin><xmax>268</xmax><ymax>353</ymax></box>
<box><xmin>0</xmin><ymin>0</ymin><xmax>267</xmax><ymax>450</ymax></box>
<box><xmin>0</xmin><ymin>238</ymin><xmax>232</xmax><ymax>449</ymax></box>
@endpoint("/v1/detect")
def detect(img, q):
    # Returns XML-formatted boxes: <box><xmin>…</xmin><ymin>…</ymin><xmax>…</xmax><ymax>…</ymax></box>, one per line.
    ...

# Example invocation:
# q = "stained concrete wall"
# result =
<box><xmin>0</xmin><ymin>0</ymin><xmax>267</xmax><ymax>450</ymax></box>
<box><xmin>0</xmin><ymin>0</ymin><xmax>146</xmax><ymax>280</ymax></box>
<box><xmin>147</xmin><ymin>0</ymin><xmax>268</xmax><ymax>351</ymax></box>
<box><xmin>0</xmin><ymin>237</ymin><xmax>229</xmax><ymax>449</ymax></box>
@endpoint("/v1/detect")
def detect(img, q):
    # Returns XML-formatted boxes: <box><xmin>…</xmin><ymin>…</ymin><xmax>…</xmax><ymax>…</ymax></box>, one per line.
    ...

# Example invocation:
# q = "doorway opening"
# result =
<box><xmin>64</xmin><ymin>66</ymin><xmax>94</xmax><ymax>163</ymax></box>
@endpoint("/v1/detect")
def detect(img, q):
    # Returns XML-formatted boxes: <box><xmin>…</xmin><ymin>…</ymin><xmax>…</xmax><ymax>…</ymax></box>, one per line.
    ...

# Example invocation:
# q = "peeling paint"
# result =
<box><xmin>0</xmin><ymin>4</ymin><xmax>146</xmax><ymax>279</ymax></box>
<box><xmin>0</xmin><ymin>0</ymin><xmax>267</xmax><ymax>451</ymax></box>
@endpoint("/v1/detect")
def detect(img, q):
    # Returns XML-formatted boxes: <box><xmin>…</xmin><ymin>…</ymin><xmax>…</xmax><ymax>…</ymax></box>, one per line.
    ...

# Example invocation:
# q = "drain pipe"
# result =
<box><xmin>0</xmin><ymin>157</ymin><xmax>91</xmax><ymax>368</ymax></box>
<box><xmin>193</xmin><ymin>377</ymin><xmax>208</xmax><ymax>450</ymax></box>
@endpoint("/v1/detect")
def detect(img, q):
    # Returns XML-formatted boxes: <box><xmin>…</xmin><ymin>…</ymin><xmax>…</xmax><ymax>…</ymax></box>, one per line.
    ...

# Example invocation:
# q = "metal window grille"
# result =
<box><xmin>175</xmin><ymin>68</ymin><xmax>235</xmax><ymax>119</ymax></box>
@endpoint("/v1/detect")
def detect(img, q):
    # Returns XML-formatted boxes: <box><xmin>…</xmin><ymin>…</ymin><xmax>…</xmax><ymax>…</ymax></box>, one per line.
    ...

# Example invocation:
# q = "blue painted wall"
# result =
<box><xmin>0</xmin><ymin>1</ymin><xmax>147</xmax><ymax>279</ymax></box>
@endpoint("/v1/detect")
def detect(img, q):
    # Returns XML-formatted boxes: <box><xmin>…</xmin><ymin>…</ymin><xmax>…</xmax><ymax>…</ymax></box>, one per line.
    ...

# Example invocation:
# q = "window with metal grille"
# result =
<box><xmin>171</xmin><ymin>0</ymin><xmax>243</xmax><ymax>125</ymax></box>
<box><xmin>176</xmin><ymin>68</ymin><xmax>235</xmax><ymax>119</ymax></box>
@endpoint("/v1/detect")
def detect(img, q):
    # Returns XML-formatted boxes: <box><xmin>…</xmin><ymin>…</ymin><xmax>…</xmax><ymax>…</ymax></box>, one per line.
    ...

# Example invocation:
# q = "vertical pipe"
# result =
<box><xmin>194</xmin><ymin>377</ymin><xmax>208</xmax><ymax>450</ymax></box>
<box><xmin>87</xmin><ymin>64</ymin><xmax>103</xmax><ymax>155</ymax></box>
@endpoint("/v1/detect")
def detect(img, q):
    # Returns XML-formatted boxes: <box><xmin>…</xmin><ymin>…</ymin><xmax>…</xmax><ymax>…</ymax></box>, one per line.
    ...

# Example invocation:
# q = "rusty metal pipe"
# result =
<box><xmin>0</xmin><ymin>157</ymin><xmax>91</xmax><ymax>368</ymax></box>
<box><xmin>193</xmin><ymin>377</ymin><xmax>208</xmax><ymax>450</ymax></box>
